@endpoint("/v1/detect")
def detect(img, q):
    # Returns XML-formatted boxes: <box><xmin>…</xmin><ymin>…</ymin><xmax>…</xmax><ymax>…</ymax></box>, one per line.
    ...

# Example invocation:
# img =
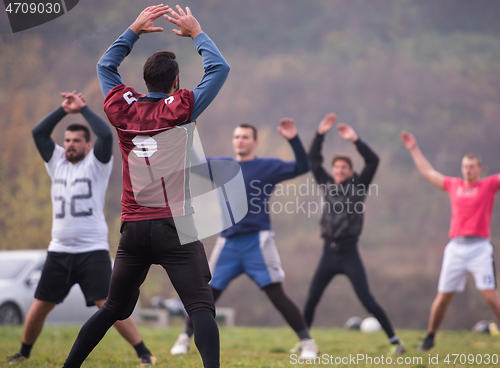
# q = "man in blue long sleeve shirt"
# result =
<box><xmin>61</xmin><ymin>6</ymin><xmax>229</xmax><ymax>368</ymax></box>
<box><xmin>171</xmin><ymin>119</ymin><xmax>320</xmax><ymax>360</ymax></box>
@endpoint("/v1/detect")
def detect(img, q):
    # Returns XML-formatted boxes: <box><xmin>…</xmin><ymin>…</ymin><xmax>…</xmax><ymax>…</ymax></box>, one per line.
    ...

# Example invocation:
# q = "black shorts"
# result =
<box><xmin>35</xmin><ymin>250</ymin><xmax>112</xmax><ymax>307</ymax></box>
<box><xmin>103</xmin><ymin>218</ymin><xmax>214</xmax><ymax>320</ymax></box>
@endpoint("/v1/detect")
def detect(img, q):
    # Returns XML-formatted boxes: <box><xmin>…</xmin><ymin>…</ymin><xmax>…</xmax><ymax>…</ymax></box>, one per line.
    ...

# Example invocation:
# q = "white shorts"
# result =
<box><xmin>209</xmin><ymin>230</ymin><xmax>285</xmax><ymax>290</ymax></box>
<box><xmin>438</xmin><ymin>237</ymin><xmax>496</xmax><ymax>292</ymax></box>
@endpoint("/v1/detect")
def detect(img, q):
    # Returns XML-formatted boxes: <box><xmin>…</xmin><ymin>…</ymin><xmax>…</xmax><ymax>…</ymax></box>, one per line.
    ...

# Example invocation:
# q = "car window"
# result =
<box><xmin>0</xmin><ymin>260</ymin><xmax>30</xmax><ymax>279</ymax></box>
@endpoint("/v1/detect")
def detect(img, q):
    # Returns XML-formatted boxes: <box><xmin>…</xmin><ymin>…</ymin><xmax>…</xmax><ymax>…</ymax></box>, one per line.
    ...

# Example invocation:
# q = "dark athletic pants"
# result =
<box><xmin>185</xmin><ymin>282</ymin><xmax>308</xmax><ymax>335</ymax></box>
<box><xmin>63</xmin><ymin>218</ymin><xmax>219</xmax><ymax>368</ymax></box>
<box><xmin>304</xmin><ymin>241</ymin><xmax>395</xmax><ymax>339</ymax></box>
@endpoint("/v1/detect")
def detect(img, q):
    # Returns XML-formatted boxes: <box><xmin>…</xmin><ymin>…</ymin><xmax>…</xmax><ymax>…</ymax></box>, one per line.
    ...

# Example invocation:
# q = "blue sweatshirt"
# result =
<box><xmin>209</xmin><ymin>135</ymin><xmax>310</xmax><ymax>238</ymax></box>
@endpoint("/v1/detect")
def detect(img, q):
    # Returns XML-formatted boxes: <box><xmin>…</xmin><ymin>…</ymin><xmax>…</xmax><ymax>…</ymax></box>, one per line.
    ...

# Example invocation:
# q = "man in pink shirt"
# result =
<box><xmin>402</xmin><ymin>131</ymin><xmax>500</xmax><ymax>351</ymax></box>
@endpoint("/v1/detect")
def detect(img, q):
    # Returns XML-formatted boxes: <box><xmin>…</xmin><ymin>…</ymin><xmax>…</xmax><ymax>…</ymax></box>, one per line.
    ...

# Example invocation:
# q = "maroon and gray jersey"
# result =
<box><xmin>104</xmin><ymin>84</ymin><xmax>195</xmax><ymax>221</ymax></box>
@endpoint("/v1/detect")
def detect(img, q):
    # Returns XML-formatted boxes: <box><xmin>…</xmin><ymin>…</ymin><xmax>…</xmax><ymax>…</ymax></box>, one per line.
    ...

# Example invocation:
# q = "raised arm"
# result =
<box><xmin>59</xmin><ymin>92</ymin><xmax>113</xmax><ymax>163</ymax></box>
<box><xmin>308</xmin><ymin>113</ymin><xmax>337</xmax><ymax>184</ymax></box>
<box><xmin>97</xmin><ymin>5</ymin><xmax>170</xmax><ymax>97</ymax></box>
<box><xmin>165</xmin><ymin>6</ymin><xmax>230</xmax><ymax>121</ymax></box>
<box><xmin>32</xmin><ymin>91</ymin><xmax>87</xmax><ymax>162</ymax></box>
<box><xmin>401</xmin><ymin>131</ymin><xmax>444</xmax><ymax>189</ymax></box>
<box><xmin>82</xmin><ymin>107</ymin><xmax>113</xmax><ymax>163</ymax></box>
<box><xmin>277</xmin><ymin>118</ymin><xmax>310</xmax><ymax>176</ymax></box>
<box><xmin>32</xmin><ymin>107</ymin><xmax>65</xmax><ymax>163</ymax></box>
<box><xmin>337</xmin><ymin>123</ymin><xmax>379</xmax><ymax>186</ymax></box>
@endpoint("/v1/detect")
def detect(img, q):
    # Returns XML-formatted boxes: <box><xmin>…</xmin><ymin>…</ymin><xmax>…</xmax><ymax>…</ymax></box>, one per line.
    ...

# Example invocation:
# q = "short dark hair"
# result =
<box><xmin>143</xmin><ymin>51</ymin><xmax>179</xmax><ymax>93</ymax></box>
<box><xmin>66</xmin><ymin>124</ymin><xmax>91</xmax><ymax>142</ymax></box>
<box><xmin>238</xmin><ymin>123</ymin><xmax>258</xmax><ymax>140</ymax></box>
<box><xmin>463</xmin><ymin>153</ymin><xmax>482</xmax><ymax>166</ymax></box>
<box><xmin>331</xmin><ymin>154</ymin><xmax>353</xmax><ymax>169</ymax></box>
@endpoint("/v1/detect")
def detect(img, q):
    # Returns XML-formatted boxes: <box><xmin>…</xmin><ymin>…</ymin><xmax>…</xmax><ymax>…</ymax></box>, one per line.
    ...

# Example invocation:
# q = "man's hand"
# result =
<box><xmin>130</xmin><ymin>5</ymin><xmax>170</xmax><ymax>36</ymax></box>
<box><xmin>317</xmin><ymin>113</ymin><xmax>336</xmax><ymax>135</ymax></box>
<box><xmin>277</xmin><ymin>118</ymin><xmax>297</xmax><ymax>140</ymax></box>
<box><xmin>401</xmin><ymin>131</ymin><xmax>417</xmax><ymax>151</ymax></box>
<box><xmin>164</xmin><ymin>5</ymin><xmax>202</xmax><ymax>39</ymax></box>
<box><xmin>61</xmin><ymin>91</ymin><xmax>86</xmax><ymax>114</ymax></box>
<box><xmin>337</xmin><ymin>123</ymin><xmax>358</xmax><ymax>142</ymax></box>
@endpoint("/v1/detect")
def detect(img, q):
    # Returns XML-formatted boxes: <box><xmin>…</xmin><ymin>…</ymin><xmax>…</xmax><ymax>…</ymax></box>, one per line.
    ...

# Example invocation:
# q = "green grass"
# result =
<box><xmin>1</xmin><ymin>325</ymin><xmax>500</xmax><ymax>367</ymax></box>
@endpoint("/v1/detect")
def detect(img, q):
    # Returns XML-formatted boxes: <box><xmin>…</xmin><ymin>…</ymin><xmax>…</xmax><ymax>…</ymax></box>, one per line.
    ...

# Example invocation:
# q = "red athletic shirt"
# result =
<box><xmin>104</xmin><ymin>84</ymin><xmax>195</xmax><ymax>221</ymax></box>
<box><xmin>443</xmin><ymin>175</ymin><xmax>500</xmax><ymax>239</ymax></box>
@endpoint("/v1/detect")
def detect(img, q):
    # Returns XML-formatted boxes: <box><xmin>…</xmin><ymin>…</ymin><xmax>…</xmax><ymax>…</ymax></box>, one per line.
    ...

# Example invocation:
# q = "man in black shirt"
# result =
<box><xmin>304</xmin><ymin>113</ymin><xmax>404</xmax><ymax>354</ymax></box>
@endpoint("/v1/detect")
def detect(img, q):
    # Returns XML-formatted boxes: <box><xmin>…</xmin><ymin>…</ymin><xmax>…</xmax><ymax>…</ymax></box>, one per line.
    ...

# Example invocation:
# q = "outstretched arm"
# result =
<box><xmin>32</xmin><ymin>107</ymin><xmax>66</xmax><ymax>163</ymax></box>
<box><xmin>401</xmin><ymin>131</ymin><xmax>444</xmax><ymax>189</ymax></box>
<box><xmin>309</xmin><ymin>113</ymin><xmax>337</xmax><ymax>184</ymax></box>
<box><xmin>277</xmin><ymin>118</ymin><xmax>310</xmax><ymax>176</ymax></box>
<box><xmin>337</xmin><ymin>123</ymin><xmax>379</xmax><ymax>185</ymax></box>
<box><xmin>97</xmin><ymin>5</ymin><xmax>170</xmax><ymax>97</ymax></box>
<box><xmin>164</xmin><ymin>6</ymin><xmax>230</xmax><ymax>121</ymax></box>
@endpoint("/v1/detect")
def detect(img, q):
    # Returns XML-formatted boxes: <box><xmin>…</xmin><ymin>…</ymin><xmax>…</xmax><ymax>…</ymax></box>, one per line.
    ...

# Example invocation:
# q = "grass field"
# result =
<box><xmin>1</xmin><ymin>325</ymin><xmax>500</xmax><ymax>368</ymax></box>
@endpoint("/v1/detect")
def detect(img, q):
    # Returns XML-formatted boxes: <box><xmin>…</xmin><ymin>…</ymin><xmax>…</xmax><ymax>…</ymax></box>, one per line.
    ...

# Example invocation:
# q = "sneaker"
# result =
<box><xmin>489</xmin><ymin>322</ymin><xmax>499</xmax><ymax>336</ymax></box>
<box><xmin>299</xmin><ymin>339</ymin><xmax>318</xmax><ymax>359</ymax></box>
<box><xmin>170</xmin><ymin>333</ymin><xmax>191</xmax><ymax>355</ymax></box>
<box><xmin>289</xmin><ymin>341</ymin><xmax>302</xmax><ymax>354</ymax></box>
<box><xmin>389</xmin><ymin>342</ymin><xmax>406</xmax><ymax>355</ymax></box>
<box><xmin>417</xmin><ymin>336</ymin><xmax>434</xmax><ymax>351</ymax></box>
<box><xmin>8</xmin><ymin>352</ymin><xmax>28</xmax><ymax>364</ymax></box>
<box><xmin>139</xmin><ymin>354</ymin><xmax>157</xmax><ymax>367</ymax></box>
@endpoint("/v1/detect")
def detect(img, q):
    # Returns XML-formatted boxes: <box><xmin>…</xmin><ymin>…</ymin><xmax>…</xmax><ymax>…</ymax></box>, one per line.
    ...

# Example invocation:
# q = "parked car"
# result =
<box><xmin>0</xmin><ymin>250</ymin><xmax>97</xmax><ymax>325</ymax></box>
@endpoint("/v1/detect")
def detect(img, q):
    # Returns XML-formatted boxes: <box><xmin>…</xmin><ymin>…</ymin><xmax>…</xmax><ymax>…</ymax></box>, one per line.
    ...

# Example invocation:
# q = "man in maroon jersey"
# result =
<box><xmin>61</xmin><ymin>5</ymin><xmax>229</xmax><ymax>368</ymax></box>
<box><xmin>402</xmin><ymin>131</ymin><xmax>500</xmax><ymax>351</ymax></box>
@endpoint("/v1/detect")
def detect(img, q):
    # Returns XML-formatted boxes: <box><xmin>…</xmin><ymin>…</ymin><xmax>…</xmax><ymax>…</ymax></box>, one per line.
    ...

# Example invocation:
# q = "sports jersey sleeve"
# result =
<box><xmin>263</xmin><ymin>136</ymin><xmax>310</xmax><ymax>184</ymax></box>
<box><xmin>355</xmin><ymin>138</ymin><xmax>380</xmax><ymax>186</ymax></box>
<box><xmin>485</xmin><ymin>174</ymin><xmax>500</xmax><ymax>192</ymax></box>
<box><xmin>289</xmin><ymin>135</ymin><xmax>311</xmax><ymax>176</ymax></box>
<box><xmin>32</xmin><ymin>106</ymin><xmax>67</xmax><ymax>162</ymax></box>
<box><xmin>97</xmin><ymin>28</ymin><xmax>139</xmax><ymax>97</ymax></box>
<box><xmin>266</xmin><ymin>159</ymin><xmax>296</xmax><ymax>184</ymax></box>
<box><xmin>308</xmin><ymin>132</ymin><xmax>332</xmax><ymax>185</ymax></box>
<box><xmin>44</xmin><ymin>144</ymin><xmax>66</xmax><ymax>178</ymax></box>
<box><xmin>191</xmin><ymin>33</ymin><xmax>230</xmax><ymax>121</ymax></box>
<box><xmin>87</xmin><ymin>148</ymin><xmax>114</xmax><ymax>180</ymax></box>
<box><xmin>80</xmin><ymin>106</ymin><xmax>113</xmax><ymax>164</ymax></box>
<box><xmin>443</xmin><ymin>176</ymin><xmax>455</xmax><ymax>192</ymax></box>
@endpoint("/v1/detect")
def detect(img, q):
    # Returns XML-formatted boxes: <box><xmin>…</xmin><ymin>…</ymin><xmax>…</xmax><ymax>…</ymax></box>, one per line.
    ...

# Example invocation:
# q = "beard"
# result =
<box><xmin>66</xmin><ymin>149</ymin><xmax>85</xmax><ymax>164</ymax></box>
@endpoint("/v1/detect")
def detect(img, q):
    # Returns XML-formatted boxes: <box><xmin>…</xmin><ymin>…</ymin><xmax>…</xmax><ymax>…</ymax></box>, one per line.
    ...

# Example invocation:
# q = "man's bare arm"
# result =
<box><xmin>401</xmin><ymin>131</ymin><xmax>445</xmax><ymax>189</ymax></box>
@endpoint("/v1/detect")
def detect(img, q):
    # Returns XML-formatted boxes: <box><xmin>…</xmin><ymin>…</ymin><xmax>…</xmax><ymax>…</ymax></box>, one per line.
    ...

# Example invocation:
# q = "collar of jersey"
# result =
<box><xmin>147</xmin><ymin>92</ymin><xmax>169</xmax><ymax>99</ymax></box>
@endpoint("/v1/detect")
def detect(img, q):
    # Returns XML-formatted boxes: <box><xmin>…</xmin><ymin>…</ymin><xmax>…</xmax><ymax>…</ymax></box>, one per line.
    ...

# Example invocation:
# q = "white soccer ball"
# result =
<box><xmin>472</xmin><ymin>320</ymin><xmax>491</xmax><ymax>334</ymax></box>
<box><xmin>472</xmin><ymin>320</ymin><xmax>500</xmax><ymax>335</ymax></box>
<box><xmin>360</xmin><ymin>317</ymin><xmax>381</xmax><ymax>333</ymax></box>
